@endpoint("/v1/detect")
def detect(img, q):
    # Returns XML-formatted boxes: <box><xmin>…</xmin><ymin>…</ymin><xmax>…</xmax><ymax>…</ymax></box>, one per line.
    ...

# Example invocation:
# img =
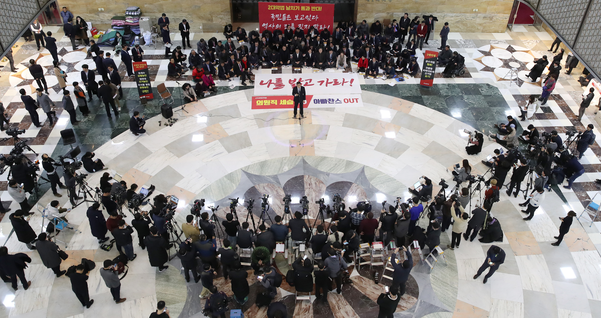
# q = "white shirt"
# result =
<box><xmin>530</xmin><ymin>191</ymin><xmax>544</xmax><ymax>207</ymax></box>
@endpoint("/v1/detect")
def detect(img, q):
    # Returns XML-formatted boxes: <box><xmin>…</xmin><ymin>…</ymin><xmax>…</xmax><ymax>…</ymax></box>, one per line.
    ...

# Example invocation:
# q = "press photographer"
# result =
<box><xmin>81</xmin><ymin>152</ymin><xmax>106</xmax><ymax>173</ymax></box>
<box><xmin>41</xmin><ymin>154</ymin><xmax>67</xmax><ymax>197</ymax></box>
<box><xmin>129</xmin><ymin>111</ymin><xmax>146</xmax><ymax>136</ymax></box>
<box><xmin>519</xmin><ymin>124</ymin><xmax>539</xmax><ymax>145</ymax></box>
<box><xmin>7</xmin><ymin>180</ymin><xmax>32</xmax><ymax>213</ymax></box>
<box><xmin>408</xmin><ymin>176</ymin><xmax>433</xmax><ymax>200</ymax></box>
<box><xmin>576</xmin><ymin>124</ymin><xmax>595</xmax><ymax>159</ymax></box>
<box><xmin>10</xmin><ymin>156</ymin><xmax>38</xmax><ymax>193</ymax></box>
<box><xmin>452</xmin><ymin>159</ymin><xmax>472</xmax><ymax>184</ymax></box>
<box><xmin>465</xmin><ymin>130</ymin><xmax>484</xmax><ymax>155</ymax></box>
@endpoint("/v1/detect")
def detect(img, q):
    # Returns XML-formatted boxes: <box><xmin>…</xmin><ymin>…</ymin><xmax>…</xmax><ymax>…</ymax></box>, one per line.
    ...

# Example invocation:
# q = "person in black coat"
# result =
<box><xmin>29</xmin><ymin>59</ymin><xmax>48</xmax><ymax>94</ymax></box>
<box><xmin>310</xmin><ymin>225</ymin><xmax>328</xmax><ymax>257</ymax></box>
<box><xmin>377</xmin><ymin>288</ymin><xmax>401</xmax><ymax>318</ymax></box>
<box><xmin>132</xmin><ymin>212</ymin><xmax>152</xmax><ymax>249</ymax></box>
<box><xmin>577</xmin><ymin>124</ymin><xmax>595</xmax><ymax>159</ymax></box>
<box><xmin>179</xmin><ymin>19</ymin><xmax>191</xmax><ymax>49</ymax></box>
<box><xmin>145</xmin><ymin>226</ymin><xmax>169</xmax><ymax>271</ymax></box>
<box><xmin>390</xmin><ymin>247</ymin><xmax>413</xmax><ymax>296</ymax></box>
<box><xmin>64</xmin><ymin>18</ymin><xmax>77</xmax><ymax>50</ymax></box>
<box><xmin>0</xmin><ymin>246</ymin><xmax>31</xmax><ymax>290</ymax></box>
<box><xmin>93</xmin><ymin>53</ymin><xmax>107</xmax><ymax>82</ymax></box>
<box><xmin>229</xmin><ymin>261</ymin><xmax>250</xmax><ymax>304</ymax></box>
<box><xmin>479</xmin><ymin>217</ymin><xmax>503</xmax><ymax>243</ymax></box>
<box><xmin>474</xmin><ymin>245</ymin><xmax>505</xmax><ymax>283</ymax></box>
<box><xmin>36</xmin><ymin>233</ymin><xmax>66</xmax><ymax>276</ymax></box>
<box><xmin>86</xmin><ymin>203</ymin><xmax>108</xmax><ymax>243</ymax></box>
<box><xmin>67</xmin><ymin>264</ymin><xmax>94</xmax><ymax>308</ymax></box>
<box><xmin>552</xmin><ymin>211</ymin><xmax>576</xmax><ymax>246</ymax></box>
<box><xmin>464</xmin><ymin>207</ymin><xmax>486</xmax><ymax>242</ymax></box>
<box><xmin>97</xmin><ymin>81</ymin><xmax>119</xmax><ymax>117</ymax></box>
<box><xmin>267</xmin><ymin>301</ymin><xmax>288</xmax><ymax>318</ymax></box>
<box><xmin>19</xmin><ymin>89</ymin><xmax>41</xmax><ymax>127</ymax></box>
<box><xmin>256</xmin><ymin>224</ymin><xmax>276</xmax><ymax>254</ymax></box>
<box><xmin>107</xmin><ymin>66</ymin><xmax>123</xmax><ymax>99</ymax></box>
<box><xmin>129</xmin><ymin>111</ymin><xmax>146</xmax><ymax>135</ymax></box>
<box><xmin>45</xmin><ymin>32</ymin><xmax>59</xmax><ymax>64</ymax></box>
<box><xmin>178</xmin><ymin>240</ymin><xmax>200</xmax><ymax>282</ymax></box>
<box><xmin>506</xmin><ymin>160</ymin><xmax>528</xmax><ymax>197</ymax></box>
<box><xmin>82</xmin><ymin>151</ymin><xmax>105</xmax><ymax>172</ymax></box>
<box><xmin>132</xmin><ymin>44</ymin><xmax>144</xmax><ymax>62</ymax></box>
<box><xmin>314</xmin><ymin>261</ymin><xmax>329</xmax><ymax>300</ymax></box>
<box><xmin>367</xmin><ymin>57</ymin><xmax>379</xmax><ymax>77</ymax></box>
<box><xmin>162</xmin><ymin>25</ymin><xmax>172</xmax><ymax>58</ymax></box>
<box><xmin>80</xmin><ymin>64</ymin><xmax>97</xmax><ymax>101</ymax></box>
<box><xmin>288</xmin><ymin>211</ymin><xmax>310</xmax><ymax>242</ymax></box>
<box><xmin>292</xmin><ymin>82</ymin><xmax>306</xmax><ymax>118</ymax></box>
<box><xmin>120</xmin><ymin>45</ymin><xmax>133</xmax><ymax>77</ymax></box>
<box><xmin>9</xmin><ymin>210</ymin><xmax>37</xmax><ymax>249</ymax></box>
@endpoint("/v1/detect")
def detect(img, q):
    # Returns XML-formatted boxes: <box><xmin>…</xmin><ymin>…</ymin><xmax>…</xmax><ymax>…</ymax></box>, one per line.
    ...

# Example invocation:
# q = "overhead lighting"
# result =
<box><xmin>375</xmin><ymin>193</ymin><xmax>386</xmax><ymax>202</ymax></box>
<box><xmin>380</xmin><ymin>109</ymin><xmax>391</xmax><ymax>119</ymax></box>
<box><xmin>560</xmin><ymin>267</ymin><xmax>576</xmax><ymax>279</ymax></box>
<box><xmin>385</xmin><ymin>131</ymin><xmax>396</xmax><ymax>139</ymax></box>
<box><xmin>348</xmin><ymin>195</ymin><xmax>357</xmax><ymax>202</ymax></box>
<box><xmin>451</xmin><ymin>109</ymin><xmax>462</xmax><ymax>118</ymax></box>
<box><xmin>192</xmin><ymin>134</ymin><xmax>204</xmax><ymax>142</ymax></box>
<box><xmin>197</xmin><ymin>116</ymin><xmax>208</xmax><ymax>123</ymax></box>
<box><xmin>291</xmin><ymin>196</ymin><xmax>300</xmax><ymax>204</ymax></box>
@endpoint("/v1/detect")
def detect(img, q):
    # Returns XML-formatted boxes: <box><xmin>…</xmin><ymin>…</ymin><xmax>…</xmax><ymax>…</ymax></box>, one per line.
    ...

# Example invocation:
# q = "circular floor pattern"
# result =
<box><xmin>62</xmin><ymin>51</ymin><xmax>88</xmax><ymax>63</ymax></box>
<box><xmin>481</xmin><ymin>56</ymin><xmax>504</xmax><ymax>68</ymax></box>
<box><xmin>491</xmin><ymin>49</ymin><xmax>512</xmax><ymax>59</ymax></box>
<box><xmin>512</xmin><ymin>51</ymin><xmax>535</xmax><ymax>64</ymax></box>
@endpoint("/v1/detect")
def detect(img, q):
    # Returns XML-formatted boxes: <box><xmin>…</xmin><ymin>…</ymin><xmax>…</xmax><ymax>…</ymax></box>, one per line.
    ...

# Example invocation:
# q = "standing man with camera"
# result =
<box><xmin>20</xmin><ymin>89</ymin><xmax>41</xmax><ymax>128</ymax></box>
<box><xmin>9</xmin><ymin>210</ymin><xmax>37</xmax><ymax>249</ymax></box>
<box><xmin>100</xmin><ymin>260</ymin><xmax>126</xmax><ymax>303</ymax></box>
<box><xmin>292</xmin><ymin>82</ymin><xmax>306</xmax><ymax>119</ymax></box>
<box><xmin>42</xmin><ymin>154</ymin><xmax>67</xmax><ymax>197</ymax></box>
<box><xmin>8</xmin><ymin>180</ymin><xmax>31</xmax><ymax>213</ymax></box>
<box><xmin>64</xmin><ymin>169</ymin><xmax>81</xmax><ymax>206</ymax></box>
<box><xmin>577</xmin><ymin>124</ymin><xmax>596</xmax><ymax>159</ymax></box>
<box><xmin>113</xmin><ymin>220</ymin><xmax>136</xmax><ymax>261</ymax></box>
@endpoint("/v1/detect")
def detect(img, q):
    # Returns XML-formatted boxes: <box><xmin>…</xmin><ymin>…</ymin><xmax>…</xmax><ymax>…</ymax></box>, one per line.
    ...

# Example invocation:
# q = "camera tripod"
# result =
<box><xmin>564</xmin><ymin>132</ymin><xmax>582</xmax><ymax>156</ymax></box>
<box><xmin>167</xmin><ymin>218</ymin><xmax>184</xmax><ymax>260</ymax></box>
<box><xmin>244</xmin><ymin>201</ymin><xmax>258</xmax><ymax>232</ymax></box>
<box><xmin>209</xmin><ymin>206</ymin><xmax>226</xmax><ymax>239</ymax></box>
<box><xmin>518</xmin><ymin>168</ymin><xmax>537</xmax><ymax>200</ymax></box>
<box><xmin>259</xmin><ymin>201</ymin><xmax>274</xmax><ymax>226</ymax></box>
<box><xmin>468</xmin><ymin>176</ymin><xmax>486</xmax><ymax>213</ymax></box>
<box><xmin>311</xmin><ymin>202</ymin><xmax>327</xmax><ymax>231</ymax></box>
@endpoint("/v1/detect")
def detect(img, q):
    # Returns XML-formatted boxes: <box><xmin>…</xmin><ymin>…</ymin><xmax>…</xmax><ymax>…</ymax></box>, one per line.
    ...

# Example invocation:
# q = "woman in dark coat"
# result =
<box><xmin>35</xmin><ymin>233</ymin><xmax>65</xmax><ymax>277</ymax></box>
<box><xmin>479</xmin><ymin>218</ymin><xmax>503</xmax><ymax>243</ymax></box>
<box><xmin>86</xmin><ymin>202</ymin><xmax>108</xmax><ymax>242</ymax></box>
<box><xmin>9</xmin><ymin>210</ymin><xmax>37</xmax><ymax>249</ymax></box>
<box><xmin>144</xmin><ymin>227</ymin><xmax>170</xmax><ymax>271</ymax></box>
<box><xmin>527</xmin><ymin>56</ymin><xmax>549</xmax><ymax>82</ymax></box>
<box><xmin>0</xmin><ymin>246</ymin><xmax>31</xmax><ymax>290</ymax></box>
<box><xmin>552</xmin><ymin>211</ymin><xmax>576</xmax><ymax>246</ymax></box>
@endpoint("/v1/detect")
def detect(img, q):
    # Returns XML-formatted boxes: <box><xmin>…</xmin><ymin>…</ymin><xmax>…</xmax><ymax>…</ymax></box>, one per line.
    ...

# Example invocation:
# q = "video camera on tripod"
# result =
<box><xmin>332</xmin><ymin>193</ymin><xmax>345</xmax><ymax>213</ymax></box>
<box><xmin>190</xmin><ymin>199</ymin><xmax>206</xmax><ymax>216</ymax></box>
<box><xmin>261</xmin><ymin>194</ymin><xmax>269</xmax><ymax>208</ymax></box>
<box><xmin>300</xmin><ymin>195</ymin><xmax>309</xmax><ymax>215</ymax></box>
<box><xmin>283</xmin><ymin>194</ymin><xmax>291</xmax><ymax>214</ymax></box>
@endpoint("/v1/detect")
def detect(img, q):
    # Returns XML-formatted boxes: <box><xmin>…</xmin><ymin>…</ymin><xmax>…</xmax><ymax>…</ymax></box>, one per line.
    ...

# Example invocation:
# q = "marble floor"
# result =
<box><xmin>1</xmin><ymin>24</ymin><xmax>601</xmax><ymax>318</ymax></box>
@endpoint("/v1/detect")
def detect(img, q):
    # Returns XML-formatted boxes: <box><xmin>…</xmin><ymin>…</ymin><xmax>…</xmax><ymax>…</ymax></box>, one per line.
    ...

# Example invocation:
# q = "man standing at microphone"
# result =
<box><xmin>292</xmin><ymin>81</ymin><xmax>306</xmax><ymax>119</ymax></box>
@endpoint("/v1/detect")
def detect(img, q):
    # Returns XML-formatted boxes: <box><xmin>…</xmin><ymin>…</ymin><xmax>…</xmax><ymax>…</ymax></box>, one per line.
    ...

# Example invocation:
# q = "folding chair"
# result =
<box><xmin>60</xmin><ymin>129</ymin><xmax>77</xmax><ymax>149</ymax></box>
<box><xmin>579</xmin><ymin>193</ymin><xmax>601</xmax><ymax>226</ymax></box>
<box><xmin>157</xmin><ymin>83</ymin><xmax>174</xmax><ymax>105</ymax></box>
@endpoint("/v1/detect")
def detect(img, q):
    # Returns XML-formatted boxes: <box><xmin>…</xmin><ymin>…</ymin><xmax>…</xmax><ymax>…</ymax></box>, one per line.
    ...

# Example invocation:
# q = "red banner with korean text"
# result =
<box><xmin>420</xmin><ymin>50</ymin><xmax>439</xmax><ymax>87</ymax></box>
<box><xmin>133</xmin><ymin>62</ymin><xmax>153</xmax><ymax>99</ymax></box>
<box><xmin>258</xmin><ymin>2</ymin><xmax>335</xmax><ymax>33</ymax></box>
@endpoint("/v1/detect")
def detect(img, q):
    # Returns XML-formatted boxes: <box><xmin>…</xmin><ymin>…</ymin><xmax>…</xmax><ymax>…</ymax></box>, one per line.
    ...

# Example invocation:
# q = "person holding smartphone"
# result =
<box><xmin>150</xmin><ymin>300</ymin><xmax>170</xmax><ymax>318</ymax></box>
<box><xmin>377</xmin><ymin>285</ymin><xmax>401</xmax><ymax>318</ymax></box>
<box><xmin>99</xmin><ymin>260</ymin><xmax>126</xmax><ymax>303</ymax></box>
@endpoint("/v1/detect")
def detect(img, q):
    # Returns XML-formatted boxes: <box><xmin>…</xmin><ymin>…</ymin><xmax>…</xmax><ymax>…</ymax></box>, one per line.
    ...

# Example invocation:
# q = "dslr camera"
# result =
<box><xmin>190</xmin><ymin>199</ymin><xmax>205</xmax><ymax>216</ymax></box>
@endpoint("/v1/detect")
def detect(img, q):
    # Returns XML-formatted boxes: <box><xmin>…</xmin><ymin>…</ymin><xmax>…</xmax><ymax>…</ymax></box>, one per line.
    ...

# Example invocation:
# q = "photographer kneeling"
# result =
<box><xmin>465</xmin><ymin>131</ymin><xmax>484</xmax><ymax>155</ymax></box>
<box><xmin>490</xmin><ymin>127</ymin><xmax>518</xmax><ymax>148</ymax></box>
<box><xmin>519</xmin><ymin>124</ymin><xmax>539</xmax><ymax>145</ymax></box>
<box><xmin>408</xmin><ymin>176</ymin><xmax>433</xmax><ymax>200</ymax></box>
<box><xmin>82</xmin><ymin>152</ymin><xmax>106</xmax><ymax>173</ymax></box>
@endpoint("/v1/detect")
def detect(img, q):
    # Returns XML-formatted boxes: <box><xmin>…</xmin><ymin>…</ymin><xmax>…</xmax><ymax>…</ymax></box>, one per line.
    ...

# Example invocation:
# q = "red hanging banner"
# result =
<box><xmin>258</xmin><ymin>2</ymin><xmax>335</xmax><ymax>33</ymax></box>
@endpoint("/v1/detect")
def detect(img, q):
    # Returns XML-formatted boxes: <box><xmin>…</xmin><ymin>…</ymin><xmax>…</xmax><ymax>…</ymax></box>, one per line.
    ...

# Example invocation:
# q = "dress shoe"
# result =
<box><xmin>551</xmin><ymin>242</ymin><xmax>559</xmax><ymax>246</ymax></box>
<box><xmin>24</xmin><ymin>281</ymin><xmax>31</xmax><ymax>290</ymax></box>
<box><xmin>518</xmin><ymin>202</ymin><xmax>527</xmax><ymax>207</ymax></box>
<box><xmin>59</xmin><ymin>185</ymin><xmax>67</xmax><ymax>189</ymax></box>
<box><xmin>447</xmin><ymin>244</ymin><xmax>454</xmax><ymax>250</ymax></box>
<box><xmin>523</xmin><ymin>217</ymin><xmax>532</xmax><ymax>220</ymax></box>
<box><xmin>473</xmin><ymin>274</ymin><xmax>480</xmax><ymax>279</ymax></box>
<box><xmin>57</xmin><ymin>270</ymin><xmax>66</xmax><ymax>277</ymax></box>
<box><xmin>554</xmin><ymin>236</ymin><xmax>559</xmax><ymax>239</ymax></box>
<box><xmin>116</xmin><ymin>298</ymin><xmax>127</xmax><ymax>304</ymax></box>
<box><xmin>563</xmin><ymin>186</ymin><xmax>571</xmax><ymax>190</ymax></box>
<box><xmin>521</xmin><ymin>210</ymin><xmax>529</xmax><ymax>214</ymax></box>
<box><xmin>86</xmin><ymin>299</ymin><xmax>94</xmax><ymax>308</ymax></box>
<box><xmin>505</xmin><ymin>190</ymin><xmax>511</xmax><ymax>196</ymax></box>
<box><xmin>53</xmin><ymin>193</ymin><xmax>62</xmax><ymax>197</ymax></box>
<box><xmin>513</xmin><ymin>192</ymin><xmax>518</xmax><ymax>198</ymax></box>
<box><xmin>483</xmin><ymin>277</ymin><xmax>488</xmax><ymax>284</ymax></box>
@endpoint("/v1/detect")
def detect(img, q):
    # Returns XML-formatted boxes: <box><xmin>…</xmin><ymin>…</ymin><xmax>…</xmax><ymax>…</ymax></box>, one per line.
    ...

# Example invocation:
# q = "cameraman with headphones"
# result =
<box><xmin>41</xmin><ymin>154</ymin><xmax>67</xmax><ymax>197</ymax></box>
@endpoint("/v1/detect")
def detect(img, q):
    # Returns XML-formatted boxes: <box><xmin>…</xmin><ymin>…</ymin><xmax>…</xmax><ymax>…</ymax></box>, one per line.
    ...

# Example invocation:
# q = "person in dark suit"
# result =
<box><xmin>120</xmin><ymin>45</ymin><xmax>133</xmax><ymax>77</ymax></box>
<box><xmin>158</xmin><ymin>13</ymin><xmax>170</xmax><ymax>29</ymax></box>
<box><xmin>132</xmin><ymin>44</ymin><xmax>144</xmax><ymax>62</ymax></box>
<box><xmin>161</xmin><ymin>25</ymin><xmax>172</xmax><ymax>58</ymax></box>
<box><xmin>473</xmin><ymin>245</ymin><xmax>505</xmax><ymax>284</ymax></box>
<box><xmin>103</xmin><ymin>52</ymin><xmax>117</xmax><ymax>72</ymax></box>
<box><xmin>292</xmin><ymin>82</ymin><xmax>306</xmax><ymax>118</ymax></box>
<box><xmin>45</xmin><ymin>32</ymin><xmax>59</xmax><ymax>64</ymax></box>
<box><xmin>86</xmin><ymin>202</ymin><xmax>109</xmax><ymax>243</ymax></box>
<box><xmin>129</xmin><ymin>111</ymin><xmax>146</xmax><ymax>135</ymax></box>
<box><xmin>0</xmin><ymin>246</ymin><xmax>31</xmax><ymax>291</ymax></box>
<box><xmin>93</xmin><ymin>51</ymin><xmax>108</xmax><ymax>82</ymax></box>
<box><xmin>304</xmin><ymin>48</ymin><xmax>315</xmax><ymax>67</ymax></box>
<box><xmin>67</xmin><ymin>264</ymin><xmax>94</xmax><ymax>308</ymax></box>
<box><xmin>81</xmin><ymin>64</ymin><xmax>97</xmax><ymax>101</ymax></box>
<box><xmin>179</xmin><ymin>19</ymin><xmax>191</xmax><ymax>49</ymax></box>
<box><xmin>19</xmin><ymin>89</ymin><xmax>41</xmax><ymax>127</ymax></box>
<box><xmin>367</xmin><ymin>57</ymin><xmax>379</xmax><ymax>77</ymax></box>
<box><xmin>64</xmin><ymin>18</ymin><xmax>77</xmax><ymax>50</ymax></box>
<box><xmin>89</xmin><ymin>40</ymin><xmax>100</xmax><ymax>57</ymax></box>
<box><xmin>552</xmin><ymin>211</ymin><xmax>576</xmax><ymax>246</ymax></box>
<box><xmin>203</xmin><ymin>60</ymin><xmax>216</xmax><ymax>76</ymax></box>
<box><xmin>97</xmin><ymin>81</ymin><xmax>119</xmax><ymax>118</ymax></box>
<box><xmin>234</xmin><ymin>59</ymin><xmax>250</xmax><ymax>85</ymax></box>
<box><xmin>29</xmin><ymin>59</ymin><xmax>48</xmax><ymax>94</ymax></box>
<box><xmin>145</xmin><ymin>226</ymin><xmax>170</xmax><ymax>272</ymax></box>
<box><xmin>439</xmin><ymin>22</ymin><xmax>450</xmax><ymax>50</ymax></box>
<box><xmin>424</xmin><ymin>15</ymin><xmax>435</xmax><ymax>45</ymax></box>
<box><xmin>62</xmin><ymin>90</ymin><xmax>78</xmax><ymax>124</ymax></box>
<box><xmin>107</xmin><ymin>66</ymin><xmax>123</xmax><ymax>99</ymax></box>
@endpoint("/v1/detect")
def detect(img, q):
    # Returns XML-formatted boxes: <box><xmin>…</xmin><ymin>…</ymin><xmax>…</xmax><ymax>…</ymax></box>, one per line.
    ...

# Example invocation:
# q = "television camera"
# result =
<box><xmin>300</xmin><ymin>195</ymin><xmax>309</xmax><ymax>215</ymax></box>
<box><xmin>190</xmin><ymin>199</ymin><xmax>206</xmax><ymax>216</ymax></box>
<box><xmin>283</xmin><ymin>194</ymin><xmax>291</xmax><ymax>214</ymax></box>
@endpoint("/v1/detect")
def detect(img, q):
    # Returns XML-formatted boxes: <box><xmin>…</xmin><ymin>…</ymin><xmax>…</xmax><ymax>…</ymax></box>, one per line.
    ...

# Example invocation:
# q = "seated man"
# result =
<box><xmin>367</xmin><ymin>57</ymin><xmax>379</xmax><ymax>77</ymax></box>
<box><xmin>82</xmin><ymin>152</ymin><xmax>105</xmax><ymax>172</ymax></box>
<box><xmin>129</xmin><ymin>111</ymin><xmax>146</xmax><ymax>136</ymax></box>
<box><xmin>442</xmin><ymin>51</ymin><xmax>464</xmax><ymax>77</ymax></box>
<box><xmin>194</xmin><ymin>79</ymin><xmax>211</xmax><ymax>98</ymax></box>
<box><xmin>406</xmin><ymin>59</ymin><xmax>419</xmax><ymax>77</ymax></box>
<box><xmin>579</xmin><ymin>73</ymin><xmax>593</xmax><ymax>87</ymax></box>
<box><xmin>494</xmin><ymin>115</ymin><xmax>517</xmax><ymax>135</ymax></box>
<box><xmin>409</xmin><ymin>176</ymin><xmax>433</xmax><ymax>200</ymax></box>
<box><xmin>479</xmin><ymin>217</ymin><xmax>503</xmax><ymax>243</ymax></box>
<box><xmin>438</xmin><ymin>45</ymin><xmax>452</xmax><ymax>66</ymax></box>
<box><xmin>357</xmin><ymin>55</ymin><xmax>368</xmax><ymax>73</ymax></box>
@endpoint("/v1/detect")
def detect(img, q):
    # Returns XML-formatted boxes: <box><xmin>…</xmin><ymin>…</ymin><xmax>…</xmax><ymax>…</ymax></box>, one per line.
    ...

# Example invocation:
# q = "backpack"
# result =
<box><xmin>491</xmin><ymin>188</ymin><xmax>500</xmax><ymax>202</ymax></box>
<box><xmin>589</xmin><ymin>133</ymin><xmax>596</xmax><ymax>146</ymax></box>
<box><xmin>273</xmin><ymin>273</ymin><xmax>283</xmax><ymax>288</ymax></box>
